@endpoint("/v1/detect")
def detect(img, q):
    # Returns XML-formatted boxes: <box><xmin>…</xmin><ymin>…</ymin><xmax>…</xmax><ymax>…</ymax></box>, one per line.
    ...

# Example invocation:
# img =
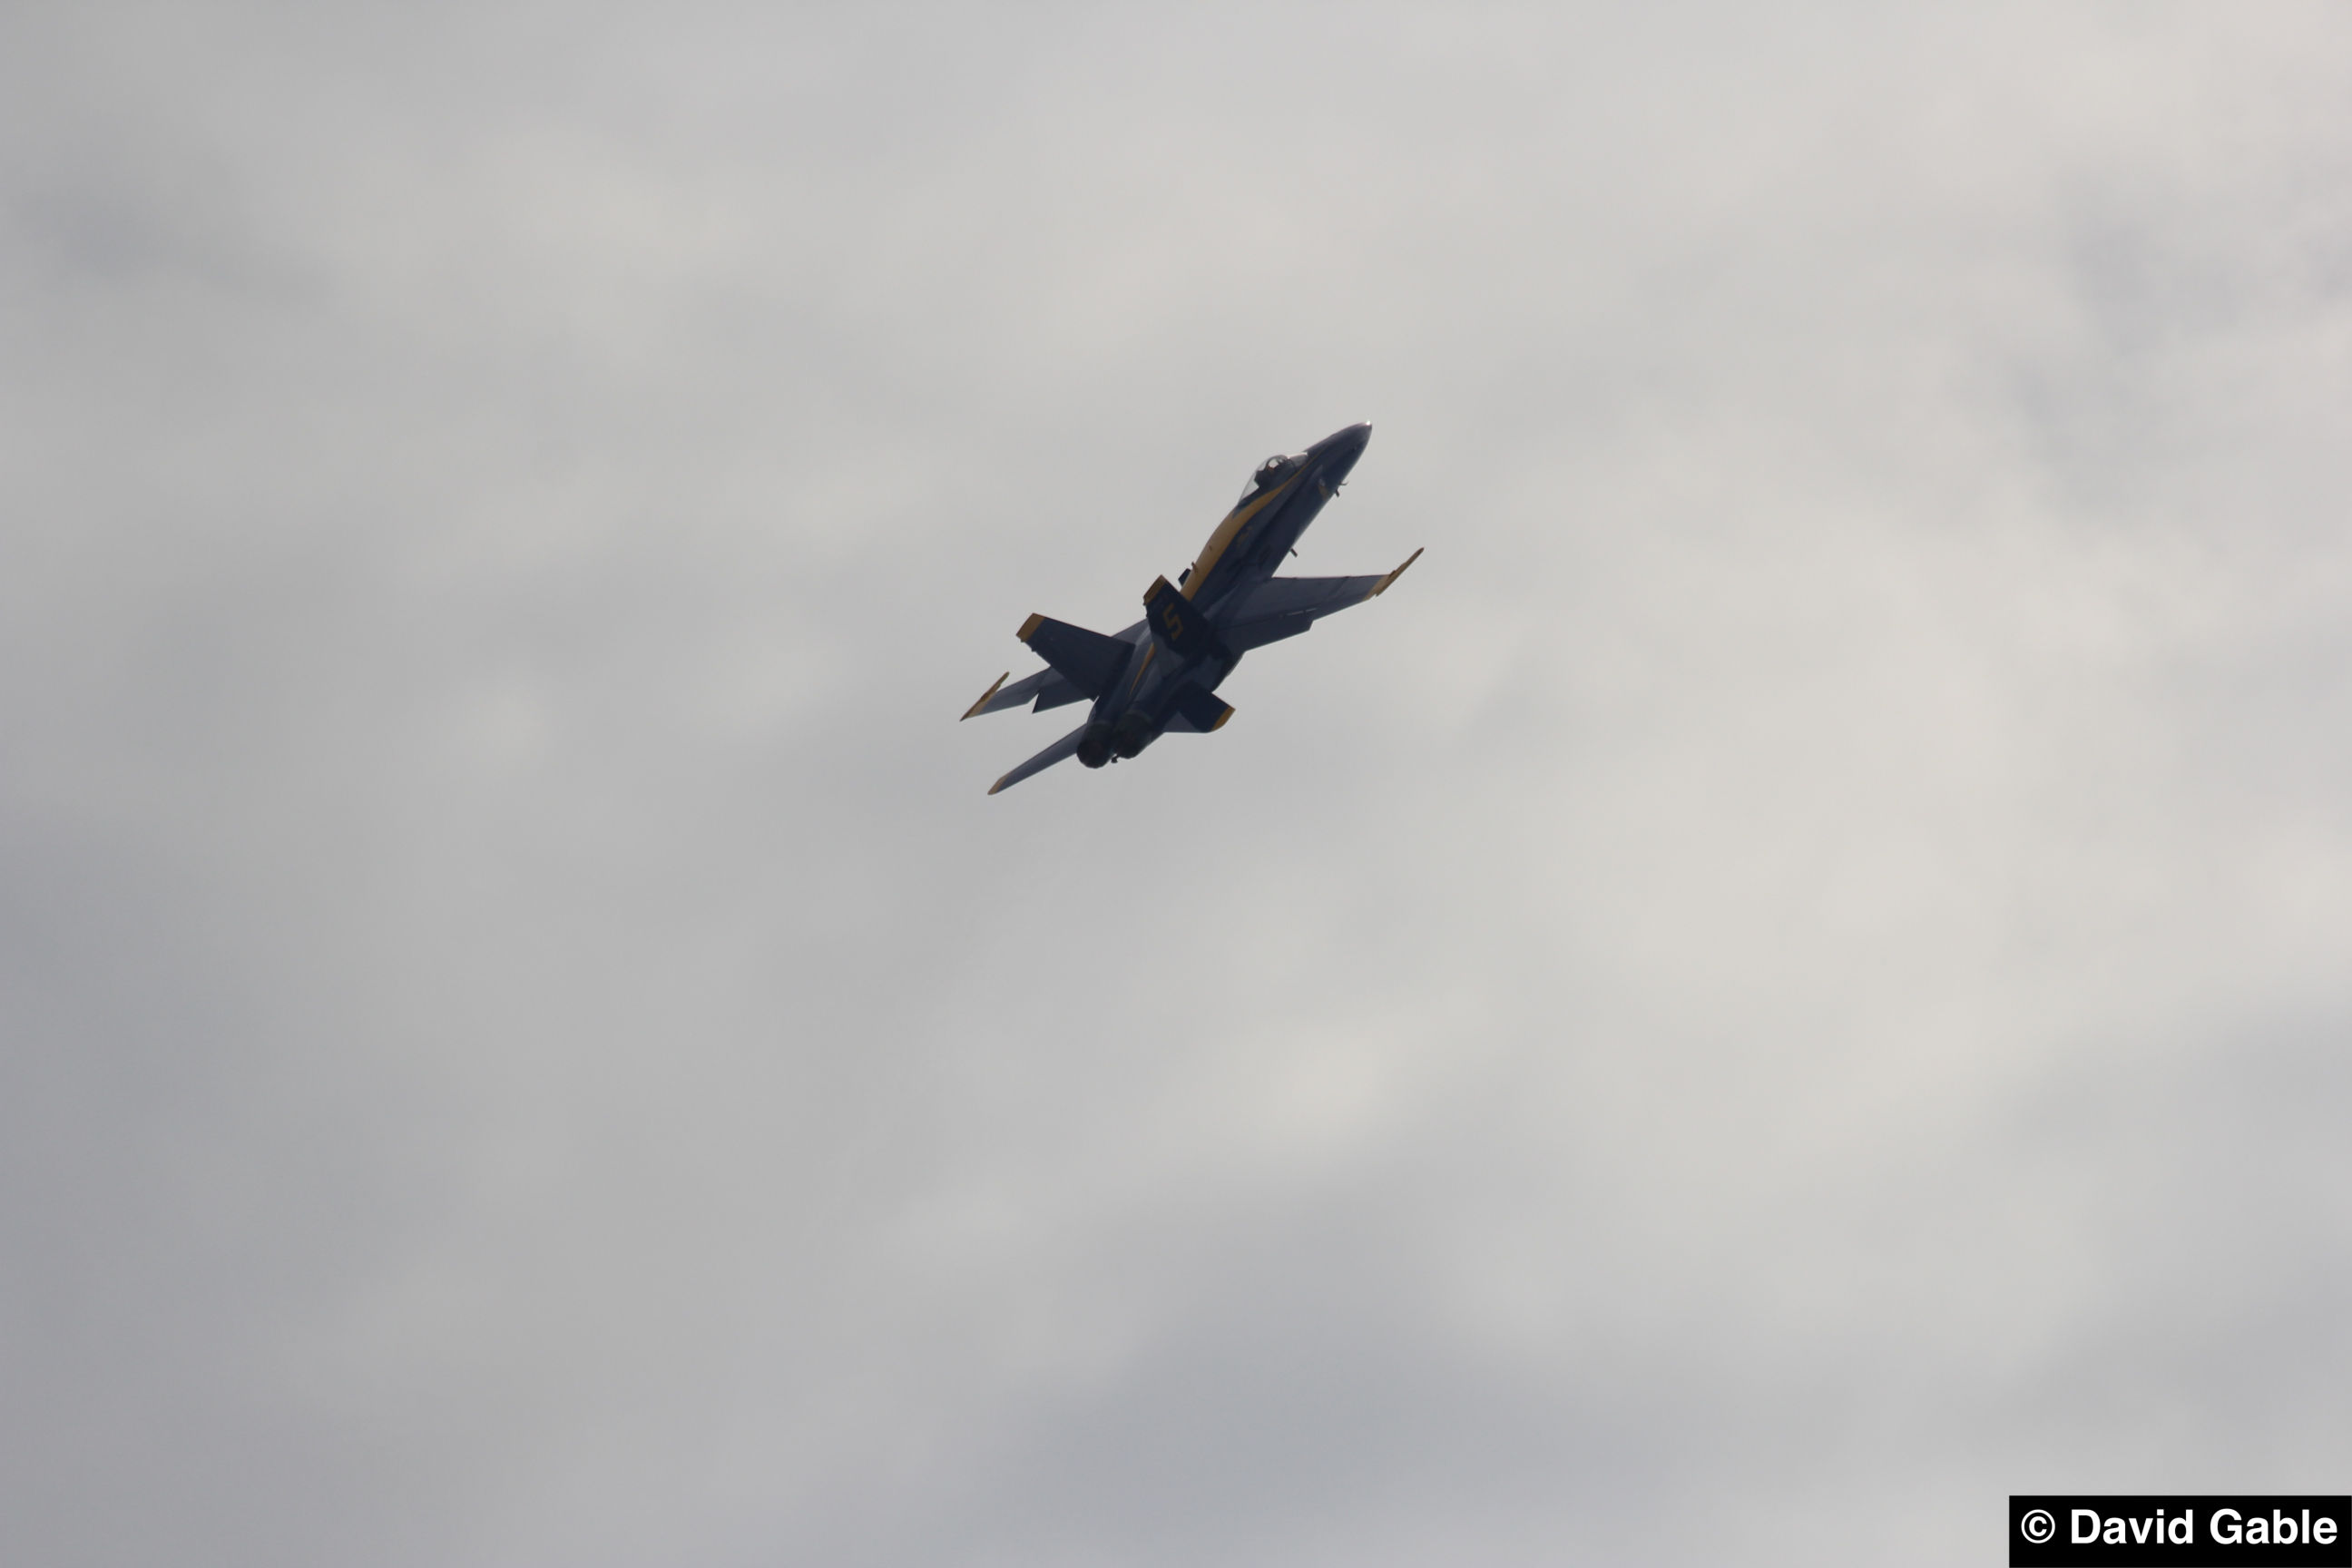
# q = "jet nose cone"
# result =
<box><xmin>1311</xmin><ymin>420</ymin><xmax>1372</xmax><ymax>481</ymax></box>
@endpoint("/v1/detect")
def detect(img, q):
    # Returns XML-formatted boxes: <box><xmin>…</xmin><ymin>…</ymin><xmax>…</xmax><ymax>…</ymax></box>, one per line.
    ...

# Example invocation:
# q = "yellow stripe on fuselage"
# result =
<box><xmin>1181</xmin><ymin>473</ymin><xmax>1300</xmax><ymax>601</ymax></box>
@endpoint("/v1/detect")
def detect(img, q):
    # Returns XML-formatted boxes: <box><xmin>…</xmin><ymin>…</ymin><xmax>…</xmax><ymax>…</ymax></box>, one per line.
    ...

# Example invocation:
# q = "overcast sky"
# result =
<box><xmin>4</xmin><ymin>5</ymin><xmax>2350</xmax><ymax>1565</ymax></box>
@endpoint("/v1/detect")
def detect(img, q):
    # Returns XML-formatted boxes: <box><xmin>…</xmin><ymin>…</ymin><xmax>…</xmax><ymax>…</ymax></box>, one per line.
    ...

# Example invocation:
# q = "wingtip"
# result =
<box><xmin>986</xmin><ymin>775</ymin><xmax>1010</xmax><ymax>796</ymax></box>
<box><xmin>1015</xmin><ymin>612</ymin><xmax>1044</xmax><ymax>643</ymax></box>
<box><xmin>962</xmin><ymin>671</ymin><xmax>1010</xmax><ymax>720</ymax></box>
<box><xmin>1369</xmin><ymin>546</ymin><xmax>1423</xmax><ymax>598</ymax></box>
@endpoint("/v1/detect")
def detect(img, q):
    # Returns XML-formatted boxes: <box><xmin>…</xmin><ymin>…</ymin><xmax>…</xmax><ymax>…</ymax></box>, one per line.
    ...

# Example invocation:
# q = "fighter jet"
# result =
<box><xmin>963</xmin><ymin>421</ymin><xmax>1419</xmax><ymax>794</ymax></box>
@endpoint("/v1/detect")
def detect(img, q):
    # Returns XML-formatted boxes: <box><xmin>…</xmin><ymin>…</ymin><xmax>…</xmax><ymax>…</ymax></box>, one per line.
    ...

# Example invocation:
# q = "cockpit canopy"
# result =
<box><xmin>1238</xmin><ymin>452</ymin><xmax>1305</xmax><ymax>505</ymax></box>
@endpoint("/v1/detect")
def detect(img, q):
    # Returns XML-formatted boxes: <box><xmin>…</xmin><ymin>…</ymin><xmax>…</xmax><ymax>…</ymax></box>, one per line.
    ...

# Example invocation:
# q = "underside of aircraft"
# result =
<box><xmin>963</xmin><ymin>421</ymin><xmax>1419</xmax><ymax>794</ymax></box>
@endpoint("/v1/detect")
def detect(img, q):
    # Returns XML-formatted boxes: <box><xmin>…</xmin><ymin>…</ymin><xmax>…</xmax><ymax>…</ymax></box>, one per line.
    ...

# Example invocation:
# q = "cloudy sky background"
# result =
<box><xmin>5</xmin><ymin>5</ymin><xmax>2350</xmax><ymax>1563</ymax></box>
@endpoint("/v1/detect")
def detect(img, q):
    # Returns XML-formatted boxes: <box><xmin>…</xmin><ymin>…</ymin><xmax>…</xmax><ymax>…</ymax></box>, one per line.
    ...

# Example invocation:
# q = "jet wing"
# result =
<box><xmin>1216</xmin><ymin>549</ymin><xmax>1421</xmax><ymax>652</ymax></box>
<box><xmin>986</xmin><ymin>721</ymin><xmax>1090</xmax><ymax>795</ymax></box>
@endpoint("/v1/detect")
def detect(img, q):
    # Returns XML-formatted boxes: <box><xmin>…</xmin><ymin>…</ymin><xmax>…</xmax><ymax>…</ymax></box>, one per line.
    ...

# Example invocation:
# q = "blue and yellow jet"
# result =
<box><xmin>963</xmin><ymin>421</ymin><xmax>1420</xmax><ymax>794</ymax></box>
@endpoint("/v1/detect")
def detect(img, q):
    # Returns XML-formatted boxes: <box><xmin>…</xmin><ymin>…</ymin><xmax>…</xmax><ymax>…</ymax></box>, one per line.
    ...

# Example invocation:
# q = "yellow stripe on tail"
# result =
<box><xmin>962</xmin><ymin>671</ymin><xmax>1009</xmax><ymax>720</ymax></box>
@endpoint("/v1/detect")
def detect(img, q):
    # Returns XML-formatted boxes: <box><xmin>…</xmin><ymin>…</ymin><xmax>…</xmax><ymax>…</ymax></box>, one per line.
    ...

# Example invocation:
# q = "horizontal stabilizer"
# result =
<box><xmin>961</xmin><ymin>671</ymin><xmax>1010</xmax><ymax>720</ymax></box>
<box><xmin>1032</xmin><ymin>671</ymin><xmax>1088</xmax><ymax>712</ymax></box>
<box><xmin>988</xmin><ymin>722</ymin><xmax>1090</xmax><ymax>795</ymax></box>
<box><xmin>963</xmin><ymin>666</ymin><xmax>1084</xmax><ymax>719</ymax></box>
<box><xmin>1168</xmin><ymin>681</ymin><xmax>1233</xmax><ymax>734</ymax></box>
<box><xmin>1016</xmin><ymin>614</ymin><xmax>1132</xmax><ymax>699</ymax></box>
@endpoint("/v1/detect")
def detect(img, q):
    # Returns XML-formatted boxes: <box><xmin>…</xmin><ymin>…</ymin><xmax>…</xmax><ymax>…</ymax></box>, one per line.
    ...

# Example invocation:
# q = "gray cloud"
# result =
<box><xmin>4</xmin><ymin>5</ymin><xmax>2350</xmax><ymax>1564</ymax></box>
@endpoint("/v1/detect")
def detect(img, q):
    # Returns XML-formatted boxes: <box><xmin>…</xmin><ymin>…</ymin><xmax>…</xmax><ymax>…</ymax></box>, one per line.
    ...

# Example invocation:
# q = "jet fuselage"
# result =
<box><xmin>1073</xmin><ymin>421</ymin><xmax>1373</xmax><ymax>768</ymax></box>
<box><xmin>965</xmin><ymin>420</ymin><xmax>1416</xmax><ymax>795</ymax></box>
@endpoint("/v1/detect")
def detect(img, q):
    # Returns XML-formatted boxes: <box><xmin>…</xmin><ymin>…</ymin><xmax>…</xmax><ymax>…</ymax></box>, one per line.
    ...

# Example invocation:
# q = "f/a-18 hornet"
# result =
<box><xmin>963</xmin><ymin>421</ymin><xmax>1419</xmax><ymax>794</ymax></box>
